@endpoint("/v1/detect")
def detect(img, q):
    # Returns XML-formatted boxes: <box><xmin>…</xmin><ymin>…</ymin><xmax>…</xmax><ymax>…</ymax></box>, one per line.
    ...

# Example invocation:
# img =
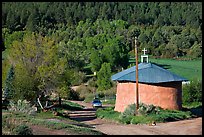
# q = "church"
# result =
<box><xmin>111</xmin><ymin>48</ymin><xmax>188</xmax><ymax>112</ymax></box>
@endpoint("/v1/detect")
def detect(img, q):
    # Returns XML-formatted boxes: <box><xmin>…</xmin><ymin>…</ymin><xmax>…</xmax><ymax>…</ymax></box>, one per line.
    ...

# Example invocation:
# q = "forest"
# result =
<box><xmin>2</xmin><ymin>2</ymin><xmax>202</xmax><ymax>104</ymax></box>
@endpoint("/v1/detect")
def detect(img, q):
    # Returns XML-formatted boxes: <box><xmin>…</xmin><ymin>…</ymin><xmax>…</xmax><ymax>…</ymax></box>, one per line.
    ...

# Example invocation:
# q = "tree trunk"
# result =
<box><xmin>59</xmin><ymin>96</ymin><xmax>61</xmax><ymax>107</ymax></box>
<box><xmin>37</xmin><ymin>97</ymin><xmax>44</xmax><ymax>109</ymax></box>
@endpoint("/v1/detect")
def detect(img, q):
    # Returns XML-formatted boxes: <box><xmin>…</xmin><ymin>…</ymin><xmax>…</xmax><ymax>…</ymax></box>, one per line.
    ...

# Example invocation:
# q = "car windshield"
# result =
<box><xmin>93</xmin><ymin>100</ymin><xmax>101</xmax><ymax>103</ymax></box>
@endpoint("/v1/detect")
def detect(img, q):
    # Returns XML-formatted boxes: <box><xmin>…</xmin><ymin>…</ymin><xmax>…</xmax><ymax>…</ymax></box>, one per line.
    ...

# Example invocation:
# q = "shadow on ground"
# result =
<box><xmin>190</xmin><ymin>106</ymin><xmax>202</xmax><ymax>117</ymax></box>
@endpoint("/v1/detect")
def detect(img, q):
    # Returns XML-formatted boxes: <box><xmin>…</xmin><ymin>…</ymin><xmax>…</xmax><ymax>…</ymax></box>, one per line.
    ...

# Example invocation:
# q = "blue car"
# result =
<box><xmin>92</xmin><ymin>99</ymin><xmax>102</xmax><ymax>108</ymax></box>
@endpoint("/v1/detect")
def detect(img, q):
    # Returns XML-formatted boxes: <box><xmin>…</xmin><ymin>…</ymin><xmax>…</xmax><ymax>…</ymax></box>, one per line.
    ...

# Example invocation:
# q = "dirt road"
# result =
<box><xmin>69</xmin><ymin>100</ymin><xmax>202</xmax><ymax>135</ymax></box>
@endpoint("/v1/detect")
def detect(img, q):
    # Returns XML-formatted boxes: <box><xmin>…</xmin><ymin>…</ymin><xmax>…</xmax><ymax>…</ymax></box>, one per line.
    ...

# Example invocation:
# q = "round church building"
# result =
<box><xmin>111</xmin><ymin>50</ymin><xmax>188</xmax><ymax>112</ymax></box>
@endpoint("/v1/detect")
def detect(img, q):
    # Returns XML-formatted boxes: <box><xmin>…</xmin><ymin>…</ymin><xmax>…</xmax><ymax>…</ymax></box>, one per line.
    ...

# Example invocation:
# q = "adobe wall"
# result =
<box><xmin>114</xmin><ymin>81</ymin><xmax>182</xmax><ymax>112</ymax></box>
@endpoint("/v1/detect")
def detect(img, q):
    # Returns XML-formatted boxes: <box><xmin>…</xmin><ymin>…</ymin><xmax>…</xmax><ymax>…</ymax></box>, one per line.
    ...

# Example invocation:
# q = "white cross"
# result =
<box><xmin>142</xmin><ymin>48</ymin><xmax>147</xmax><ymax>55</ymax></box>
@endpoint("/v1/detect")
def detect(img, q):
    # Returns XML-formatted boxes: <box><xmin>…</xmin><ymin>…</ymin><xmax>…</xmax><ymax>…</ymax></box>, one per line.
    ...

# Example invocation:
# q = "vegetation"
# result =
<box><xmin>2</xmin><ymin>2</ymin><xmax>202</xmax><ymax>123</ymax></box>
<box><xmin>96</xmin><ymin>104</ymin><xmax>194</xmax><ymax>125</ymax></box>
<box><xmin>13</xmin><ymin>124</ymin><xmax>33</xmax><ymax>135</ymax></box>
<box><xmin>149</xmin><ymin>58</ymin><xmax>202</xmax><ymax>81</ymax></box>
<box><xmin>2</xmin><ymin>99</ymin><xmax>104</xmax><ymax>135</ymax></box>
<box><xmin>2</xmin><ymin>110</ymin><xmax>104</xmax><ymax>135</ymax></box>
<box><xmin>3</xmin><ymin>65</ymin><xmax>15</xmax><ymax>99</ymax></box>
<box><xmin>182</xmin><ymin>79</ymin><xmax>202</xmax><ymax>106</ymax></box>
<box><xmin>8</xmin><ymin>100</ymin><xmax>37</xmax><ymax>115</ymax></box>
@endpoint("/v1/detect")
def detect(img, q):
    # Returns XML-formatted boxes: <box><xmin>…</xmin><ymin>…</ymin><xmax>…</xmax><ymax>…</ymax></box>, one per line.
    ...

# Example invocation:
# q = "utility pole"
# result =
<box><xmin>135</xmin><ymin>37</ymin><xmax>139</xmax><ymax>115</ymax></box>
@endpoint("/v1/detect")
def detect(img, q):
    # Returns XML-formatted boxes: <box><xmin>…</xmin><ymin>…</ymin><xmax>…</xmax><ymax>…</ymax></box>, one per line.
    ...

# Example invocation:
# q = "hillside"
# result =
<box><xmin>2</xmin><ymin>2</ymin><xmax>202</xmax><ymax>106</ymax></box>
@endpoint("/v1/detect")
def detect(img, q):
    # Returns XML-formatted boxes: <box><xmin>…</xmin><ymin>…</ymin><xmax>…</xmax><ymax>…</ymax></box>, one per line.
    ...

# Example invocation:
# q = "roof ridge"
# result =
<box><xmin>111</xmin><ymin>63</ymin><xmax>188</xmax><ymax>83</ymax></box>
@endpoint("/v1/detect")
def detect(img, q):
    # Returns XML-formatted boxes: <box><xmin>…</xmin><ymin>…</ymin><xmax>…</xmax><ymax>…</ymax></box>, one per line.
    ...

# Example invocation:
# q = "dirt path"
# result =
<box><xmin>30</xmin><ymin>125</ymin><xmax>69</xmax><ymax>135</ymax></box>
<box><xmin>69</xmin><ymin>100</ymin><xmax>202</xmax><ymax>135</ymax></box>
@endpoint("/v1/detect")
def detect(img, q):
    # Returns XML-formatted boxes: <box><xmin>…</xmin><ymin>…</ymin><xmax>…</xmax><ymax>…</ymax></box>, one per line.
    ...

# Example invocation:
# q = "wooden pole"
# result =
<box><xmin>135</xmin><ymin>37</ymin><xmax>139</xmax><ymax>115</ymax></box>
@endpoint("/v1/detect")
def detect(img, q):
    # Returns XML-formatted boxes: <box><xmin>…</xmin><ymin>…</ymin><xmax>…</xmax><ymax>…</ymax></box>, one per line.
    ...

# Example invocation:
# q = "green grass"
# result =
<box><xmin>61</xmin><ymin>100</ymin><xmax>84</xmax><ymax>110</ymax></box>
<box><xmin>96</xmin><ymin>107</ymin><xmax>121</xmax><ymax>122</ymax></box>
<box><xmin>101</xmin><ymin>99</ymin><xmax>116</xmax><ymax>105</ymax></box>
<box><xmin>2</xmin><ymin>100</ymin><xmax>103</xmax><ymax>135</ymax></box>
<box><xmin>2</xmin><ymin>110</ymin><xmax>104</xmax><ymax>135</ymax></box>
<box><xmin>149</xmin><ymin>58</ymin><xmax>202</xmax><ymax>81</ymax></box>
<box><xmin>96</xmin><ymin>106</ymin><xmax>194</xmax><ymax>125</ymax></box>
<box><xmin>129</xmin><ymin>57</ymin><xmax>202</xmax><ymax>81</ymax></box>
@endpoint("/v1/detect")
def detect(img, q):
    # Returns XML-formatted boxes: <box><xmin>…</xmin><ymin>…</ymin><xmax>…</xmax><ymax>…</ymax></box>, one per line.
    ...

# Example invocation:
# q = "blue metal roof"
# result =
<box><xmin>111</xmin><ymin>63</ymin><xmax>188</xmax><ymax>83</ymax></box>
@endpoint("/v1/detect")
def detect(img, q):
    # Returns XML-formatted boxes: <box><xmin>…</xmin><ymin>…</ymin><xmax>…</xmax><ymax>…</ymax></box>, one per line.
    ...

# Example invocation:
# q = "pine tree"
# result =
<box><xmin>4</xmin><ymin>65</ymin><xmax>15</xmax><ymax>99</ymax></box>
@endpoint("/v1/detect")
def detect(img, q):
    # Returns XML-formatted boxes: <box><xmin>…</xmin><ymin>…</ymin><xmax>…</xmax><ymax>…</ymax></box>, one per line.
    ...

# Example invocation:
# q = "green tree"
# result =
<box><xmin>97</xmin><ymin>62</ymin><xmax>112</xmax><ymax>91</ymax></box>
<box><xmin>90</xmin><ymin>50</ymin><xmax>102</xmax><ymax>72</ymax></box>
<box><xmin>4</xmin><ymin>65</ymin><xmax>15</xmax><ymax>99</ymax></box>
<box><xmin>183</xmin><ymin>79</ymin><xmax>202</xmax><ymax>104</ymax></box>
<box><xmin>26</xmin><ymin>8</ymin><xmax>40</xmax><ymax>32</ymax></box>
<box><xmin>9</xmin><ymin>32</ymin><xmax>66</xmax><ymax>103</ymax></box>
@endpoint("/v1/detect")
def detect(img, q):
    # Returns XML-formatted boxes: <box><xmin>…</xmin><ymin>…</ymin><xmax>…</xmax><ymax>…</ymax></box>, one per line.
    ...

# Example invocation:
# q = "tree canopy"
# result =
<box><xmin>2</xmin><ymin>2</ymin><xmax>202</xmax><ymax>102</ymax></box>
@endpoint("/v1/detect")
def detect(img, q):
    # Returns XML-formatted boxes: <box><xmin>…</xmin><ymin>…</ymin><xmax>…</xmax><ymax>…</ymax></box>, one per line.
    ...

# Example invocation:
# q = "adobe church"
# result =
<box><xmin>111</xmin><ymin>48</ymin><xmax>188</xmax><ymax>112</ymax></box>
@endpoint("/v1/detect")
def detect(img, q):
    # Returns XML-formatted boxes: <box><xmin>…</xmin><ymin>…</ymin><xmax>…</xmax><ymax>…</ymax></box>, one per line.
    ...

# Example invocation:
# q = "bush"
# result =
<box><xmin>67</xmin><ymin>89</ymin><xmax>80</xmax><ymax>100</ymax></box>
<box><xmin>120</xmin><ymin>103</ymin><xmax>161</xmax><ymax>119</ymax></box>
<box><xmin>182</xmin><ymin>79</ymin><xmax>202</xmax><ymax>105</ymax></box>
<box><xmin>87</xmin><ymin>77</ymin><xmax>97</xmax><ymax>87</ymax></box>
<box><xmin>8</xmin><ymin>100</ymin><xmax>37</xmax><ymax>115</ymax></box>
<box><xmin>120</xmin><ymin>104</ymin><xmax>136</xmax><ymax>118</ymax></box>
<box><xmin>76</xmin><ymin>85</ymin><xmax>95</xmax><ymax>101</ymax></box>
<box><xmin>70</xmin><ymin>71</ymin><xmax>86</xmax><ymax>86</ymax></box>
<box><xmin>119</xmin><ymin>115</ymin><xmax>135</xmax><ymax>124</ymax></box>
<box><xmin>138</xmin><ymin>103</ymin><xmax>162</xmax><ymax>115</ymax></box>
<box><xmin>96</xmin><ymin>107</ymin><xmax>120</xmax><ymax>121</ymax></box>
<box><xmin>13</xmin><ymin>124</ymin><xmax>33</xmax><ymax>135</ymax></box>
<box><xmin>148</xmin><ymin>109</ymin><xmax>192</xmax><ymax>122</ymax></box>
<box><xmin>84</xmin><ymin>94</ymin><xmax>95</xmax><ymax>103</ymax></box>
<box><xmin>130</xmin><ymin>115</ymin><xmax>153</xmax><ymax>124</ymax></box>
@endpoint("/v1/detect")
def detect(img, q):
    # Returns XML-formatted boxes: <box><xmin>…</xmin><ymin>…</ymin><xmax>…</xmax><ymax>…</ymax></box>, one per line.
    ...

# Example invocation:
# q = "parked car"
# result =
<box><xmin>92</xmin><ymin>99</ymin><xmax>102</xmax><ymax>108</ymax></box>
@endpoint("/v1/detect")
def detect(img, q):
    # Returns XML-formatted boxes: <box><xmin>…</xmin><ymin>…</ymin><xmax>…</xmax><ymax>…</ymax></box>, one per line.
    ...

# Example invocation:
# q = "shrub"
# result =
<box><xmin>96</xmin><ymin>107</ymin><xmax>120</xmax><ymax>121</ymax></box>
<box><xmin>119</xmin><ymin>115</ymin><xmax>135</xmax><ymax>124</ymax></box>
<box><xmin>8</xmin><ymin>100</ymin><xmax>37</xmax><ymax>115</ymax></box>
<box><xmin>70</xmin><ymin>71</ymin><xmax>86</xmax><ymax>86</ymax></box>
<box><xmin>13</xmin><ymin>124</ymin><xmax>33</xmax><ymax>135</ymax></box>
<box><xmin>120</xmin><ymin>104</ymin><xmax>136</xmax><ymax>118</ymax></box>
<box><xmin>88</xmin><ymin>77</ymin><xmax>97</xmax><ymax>87</ymax></box>
<box><xmin>120</xmin><ymin>103</ymin><xmax>162</xmax><ymax>119</ymax></box>
<box><xmin>138</xmin><ymin>103</ymin><xmax>162</xmax><ymax>115</ymax></box>
<box><xmin>67</xmin><ymin>89</ymin><xmax>80</xmax><ymax>100</ymax></box>
<box><xmin>76</xmin><ymin>85</ymin><xmax>95</xmax><ymax>101</ymax></box>
<box><xmin>130</xmin><ymin>115</ymin><xmax>153</xmax><ymax>124</ymax></box>
<box><xmin>182</xmin><ymin>79</ymin><xmax>202</xmax><ymax>105</ymax></box>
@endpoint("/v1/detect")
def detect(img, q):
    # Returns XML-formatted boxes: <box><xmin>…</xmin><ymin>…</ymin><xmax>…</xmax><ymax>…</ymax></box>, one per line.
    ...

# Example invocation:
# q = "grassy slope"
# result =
<box><xmin>2</xmin><ymin>100</ymin><xmax>104</xmax><ymax>135</ymax></box>
<box><xmin>149</xmin><ymin>58</ymin><xmax>202</xmax><ymax>81</ymax></box>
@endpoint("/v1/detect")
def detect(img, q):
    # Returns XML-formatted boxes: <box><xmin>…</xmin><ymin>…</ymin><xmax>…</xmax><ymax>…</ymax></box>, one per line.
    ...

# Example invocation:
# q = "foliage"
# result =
<box><xmin>120</xmin><ymin>103</ymin><xmax>162</xmax><ymax>119</ymax></box>
<box><xmin>2</xmin><ymin>2</ymin><xmax>202</xmax><ymax>31</ymax></box>
<box><xmin>120</xmin><ymin>104</ymin><xmax>136</xmax><ymax>118</ymax></box>
<box><xmin>96</xmin><ymin>104</ymin><xmax>193</xmax><ymax>125</ymax></box>
<box><xmin>2</xmin><ymin>2</ymin><xmax>202</xmax><ymax>104</ymax></box>
<box><xmin>3</xmin><ymin>65</ymin><xmax>15</xmax><ymax>99</ymax></box>
<box><xmin>96</xmin><ymin>107</ymin><xmax>121</xmax><ymax>121</ymax></box>
<box><xmin>7</xmin><ymin>32</ymin><xmax>67</xmax><ymax>102</ymax></box>
<box><xmin>2</xmin><ymin>110</ymin><xmax>104</xmax><ymax>135</ymax></box>
<box><xmin>12</xmin><ymin>64</ymin><xmax>37</xmax><ymax>103</ymax></box>
<box><xmin>138</xmin><ymin>103</ymin><xmax>162</xmax><ymax>115</ymax></box>
<box><xmin>182</xmin><ymin>79</ymin><xmax>202</xmax><ymax>105</ymax></box>
<box><xmin>8</xmin><ymin>100</ymin><xmax>37</xmax><ymax>115</ymax></box>
<box><xmin>97</xmin><ymin>62</ymin><xmax>112</xmax><ymax>91</ymax></box>
<box><xmin>13</xmin><ymin>124</ymin><xmax>33</xmax><ymax>135</ymax></box>
<box><xmin>130</xmin><ymin>115</ymin><xmax>153</xmax><ymax>124</ymax></box>
<box><xmin>76</xmin><ymin>85</ymin><xmax>96</xmax><ymax>101</ymax></box>
<box><xmin>60</xmin><ymin>100</ymin><xmax>84</xmax><ymax>111</ymax></box>
<box><xmin>87</xmin><ymin>77</ymin><xmax>97</xmax><ymax>87</ymax></box>
<box><xmin>148</xmin><ymin>109</ymin><xmax>192</xmax><ymax>123</ymax></box>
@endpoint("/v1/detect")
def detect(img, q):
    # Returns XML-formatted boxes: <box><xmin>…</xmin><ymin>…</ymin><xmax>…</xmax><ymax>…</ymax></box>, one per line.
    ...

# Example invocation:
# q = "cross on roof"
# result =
<box><xmin>142</xmin><ymin>48</ymin><xmax>147</xmax><ymax>55</ymax></box>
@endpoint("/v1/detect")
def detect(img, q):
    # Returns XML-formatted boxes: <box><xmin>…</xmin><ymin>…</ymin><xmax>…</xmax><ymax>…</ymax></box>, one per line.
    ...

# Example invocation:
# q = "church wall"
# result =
<box><xmin>114</xmin><ymin>81</ymin><xmax>182</xmax><ymax>112</ymax></box>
